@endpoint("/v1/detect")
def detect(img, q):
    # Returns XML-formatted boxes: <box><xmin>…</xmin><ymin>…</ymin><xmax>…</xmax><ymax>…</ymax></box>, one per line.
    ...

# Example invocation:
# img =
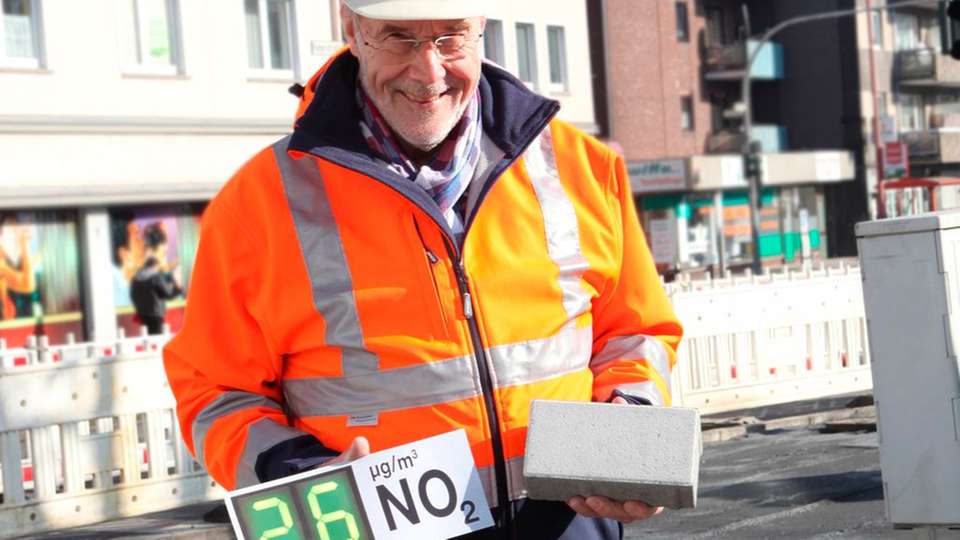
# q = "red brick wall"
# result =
<box><xmin>605</xmin><ymin>0</ymin><xmax>712</xmax><ymax>162</ymax></box>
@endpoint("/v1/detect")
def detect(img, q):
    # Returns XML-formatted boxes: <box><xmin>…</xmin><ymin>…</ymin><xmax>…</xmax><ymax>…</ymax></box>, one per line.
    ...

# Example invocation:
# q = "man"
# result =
<box><xmin>131</xmin><ymin>223</ymin><xmax>181</xmax><ymax>335</ymax></box>
<box><xmin>164</xmin><ymin>0</ymin><xmax>683</xmax><ymax>538</ymax></box>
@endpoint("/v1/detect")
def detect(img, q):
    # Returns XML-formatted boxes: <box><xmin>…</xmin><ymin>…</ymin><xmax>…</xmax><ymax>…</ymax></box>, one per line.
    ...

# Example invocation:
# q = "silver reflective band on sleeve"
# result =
<box><xmin>235</xmin><ymin>418</ymin><xmax>310</xmax><ymax>488</ymax></box>
<box><xmin>283</xmin><ymin>328</ymin><xmax>593</xmax><ymax>417</ymax></box>
<box><xmin>478</xmin><ymin>456</ymin><xmax>527</xmax><ymax>507</ymax></box>
<box><xmin>273</xmin><ymin>137</ymin><xmax>379</xmax><ymax>376</ymax></box>
<box><xmin>523</xmin><ymin>126</ymin><xmax>592</xmax><ymax>321</ymax></box>
<box><xmin>192</xmin><ymin>391</ymin><xmax>282</xmax><ymax>471</ymax></box>
<box><xmin>591</xmin><ymin>334</ymin><xmax>673</xmax><ymax>405</ymax></box>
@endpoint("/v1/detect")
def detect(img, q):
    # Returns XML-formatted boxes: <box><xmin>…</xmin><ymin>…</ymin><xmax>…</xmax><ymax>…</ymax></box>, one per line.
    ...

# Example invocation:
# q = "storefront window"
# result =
<box><xmin>109</xmin><ymin>203</ymin><xmax>203</xmax><ymax>336</ymax></box>
<box><xmin>686</xmin><ymin>194</ymin><xmax>719</xmax><ymax>269</ymax></box>
<box><xmin>0</xmin><ymin>209</ymin><xmax>83</xmax><ymax>347</ymax></box>
<box><xmin>721</xmin><ymin>189</ymin><xmax>780</xmax><ymax>265</ymax></box>
<box><xmin>639</xmin><ymin>194</ymin><xmax>681</xmax><ymax>272</ymax></box>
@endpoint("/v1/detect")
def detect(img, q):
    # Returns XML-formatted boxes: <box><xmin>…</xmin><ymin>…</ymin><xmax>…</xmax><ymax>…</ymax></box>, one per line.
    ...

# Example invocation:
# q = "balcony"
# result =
<box><xmin>896</xmin><ymin>48</ymin><xmax>960</xmax><ymax>88</ymax></box>
<box><xmin>704</xmin><ymin>40</ymin><xmax>785</xmax><ymax>82</ymax></box>
<box><xmin>888</xmin><ymin>0</ymin><xmax>939</xmax><ymax>13</ymax></box>
<box><xmin>706</xmin><ymin>125</ymin><xmax>788</xmax><ymax>154</ymax></box>
<box><xmin>902</xmin><ymin>130</ymin><xmax>960</xmax><ymax>164</ymax></box>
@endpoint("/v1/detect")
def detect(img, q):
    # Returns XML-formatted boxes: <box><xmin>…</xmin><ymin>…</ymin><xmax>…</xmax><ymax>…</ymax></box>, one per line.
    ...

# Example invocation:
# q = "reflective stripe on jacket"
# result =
<box><xmin>163</xmin><ymin>51</ymin><xmax>683</xmax><ymax>509</ymax></box>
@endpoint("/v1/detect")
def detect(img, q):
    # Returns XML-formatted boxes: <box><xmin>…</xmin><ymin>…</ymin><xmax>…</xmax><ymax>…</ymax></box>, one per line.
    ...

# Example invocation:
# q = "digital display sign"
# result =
<box><xmin>225</xmin><ymin>430</ymin><xmax>494</xmax><ymax>540</ymax></box>
<box><xmin>233</xmin><ymin>467</ymin><xmax>373</xmax><ymax>540</ymax></box>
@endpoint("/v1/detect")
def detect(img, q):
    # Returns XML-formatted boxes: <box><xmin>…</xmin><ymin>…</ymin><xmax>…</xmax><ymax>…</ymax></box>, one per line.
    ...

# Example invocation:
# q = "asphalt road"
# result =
<box><xmin>625</xmin><ymin>426</ymin><xmax>891</xmax><ymax>539</ymax></box>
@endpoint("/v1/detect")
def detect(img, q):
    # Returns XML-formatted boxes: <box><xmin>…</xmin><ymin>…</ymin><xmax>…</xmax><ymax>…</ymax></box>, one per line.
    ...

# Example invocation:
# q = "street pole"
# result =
<box><xmin>741</xmin><ymin>5</ymin><xmax>764</xmax><ymax>275</ymax></box>
<box><xmin>738</xmin><ymin>0</ymin><xmax>940</xmax><ymax>271</ymax></box>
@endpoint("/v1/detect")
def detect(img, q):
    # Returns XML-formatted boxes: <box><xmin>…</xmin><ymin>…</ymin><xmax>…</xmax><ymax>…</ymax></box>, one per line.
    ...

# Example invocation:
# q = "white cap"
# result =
<box><xmin>342</xmin><ymin>0</ymin><xmax>487</xmax><ymax>20</ymax></box>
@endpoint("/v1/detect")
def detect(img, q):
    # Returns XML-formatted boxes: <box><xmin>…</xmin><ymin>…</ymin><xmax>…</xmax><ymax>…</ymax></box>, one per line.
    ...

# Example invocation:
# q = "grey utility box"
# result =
<box><xmin>857</xmin><ymin>211</ymin><xmax>960</xmax><ymax>528</ymax></box>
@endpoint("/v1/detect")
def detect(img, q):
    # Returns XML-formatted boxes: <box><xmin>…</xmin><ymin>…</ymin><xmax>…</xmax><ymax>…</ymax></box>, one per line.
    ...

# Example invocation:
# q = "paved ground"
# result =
<box><xmin>24</xmin><ymin>394</ymin><xmax>924</xmax><ymax>539</ymax></box>
<box><xmin>625</xmin><ymin>427</ymin><xmax>889</xmax><ymax>539</ymax></box>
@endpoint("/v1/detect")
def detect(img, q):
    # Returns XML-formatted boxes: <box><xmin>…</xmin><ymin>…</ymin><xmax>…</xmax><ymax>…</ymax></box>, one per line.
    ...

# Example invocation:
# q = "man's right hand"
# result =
<box><xmin>324</xmin><ymin>436</ymin><xmax>370</xmax><ymax>466</ymax></box>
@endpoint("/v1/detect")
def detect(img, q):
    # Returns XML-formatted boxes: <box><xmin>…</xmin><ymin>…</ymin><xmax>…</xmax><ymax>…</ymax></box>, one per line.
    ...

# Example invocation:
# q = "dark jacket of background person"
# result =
<box><xmin>130</xmin><ymin>256</ymin><xmax>182</xmax><ymax>321</ymax></box>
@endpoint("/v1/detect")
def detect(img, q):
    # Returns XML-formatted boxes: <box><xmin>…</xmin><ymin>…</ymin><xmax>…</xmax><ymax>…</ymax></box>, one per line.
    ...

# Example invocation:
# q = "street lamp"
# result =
<box><xmin>737</xmin><ymin>0</ymin><xmax>940</xmax><ymax>272</ymax></box>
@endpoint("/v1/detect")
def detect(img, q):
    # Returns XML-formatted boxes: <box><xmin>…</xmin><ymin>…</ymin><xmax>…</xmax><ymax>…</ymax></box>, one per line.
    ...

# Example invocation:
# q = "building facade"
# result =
<box><xmin>591</xmin><ymin>0</ymin><xmax>868</xmax><ymax>275</ymax></box>
<box><xmin>0</xmin><ymin>0</ymin><xmax>595</xmax><ymax>348</ymax></box>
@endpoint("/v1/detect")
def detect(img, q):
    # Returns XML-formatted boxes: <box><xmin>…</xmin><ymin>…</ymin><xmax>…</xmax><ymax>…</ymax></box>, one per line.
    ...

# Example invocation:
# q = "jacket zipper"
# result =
<box><xmin>442</xmin><ymin>238</ymin><xmax>511</xmax><ymax>532</ymax></box>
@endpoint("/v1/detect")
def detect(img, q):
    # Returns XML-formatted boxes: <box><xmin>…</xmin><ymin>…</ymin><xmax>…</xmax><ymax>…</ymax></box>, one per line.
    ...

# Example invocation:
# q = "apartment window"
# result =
<box><xmin>246</xmin><ymin>0</ymin><xmax>296</xmax><ymax>75</ymax></box>
<box><xmin>676</xmin><ymin>2</ymin><xmax>690</xmax><ymax>43</ymax></box>
<box><xmin>871</xmin><ymin>10</ymin><xmax>883</xmax><ymax>48</ymax></box>
<box><xmin>897</xmin><ymin>94</ymin><xmax>924</xmax><ymax>132</ymax></box>
<box><xmin>483</xmin><ymin>18</ymin><xmax>505</xmax><ymax>65</ymax></box>
<box><xmin>1</xmin><ymin>0</ymin><xmax>43</xmax><ymax>68</ymax></box>
<box><xmin>547</xmin><ymin>25</ymin><xmax>567</xmax><ymax>91</ymax></box>
<box><xmin>119</xmin><ymin>0</ymin><xmax>182</xmax><ymax>74</ymax></box>
<box><xmin>705</xmin><ymin>7</ymin><xmax>724</xmax><ymax>47</ymax></box>
<box><xmin>894</xmin><ymin>13</ymin><xmax>919</xmax><ymax>51</ymax></box>
<box><xmin>681</xmin><ymin>96</ymin><xmax>694</xmax><ymax>131</ymax></box>
<box><xmin>516</xmin><ymin>22</ymin><xmax>537</xmax><ymax>86</ymax></box>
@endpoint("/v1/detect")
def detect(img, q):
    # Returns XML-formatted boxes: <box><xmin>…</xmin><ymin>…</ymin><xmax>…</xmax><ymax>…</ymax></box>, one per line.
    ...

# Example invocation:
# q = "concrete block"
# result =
<box><xmin>523</xmin><ymin>400</ymin><xmax>701</xmax><ymax>509</ymax></box>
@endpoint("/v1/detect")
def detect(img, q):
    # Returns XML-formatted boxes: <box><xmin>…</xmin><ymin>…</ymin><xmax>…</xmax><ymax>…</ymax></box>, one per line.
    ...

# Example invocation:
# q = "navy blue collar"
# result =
<box><xmin>289</xmin><ymin>53</ymin><xmax>560</xmax><ymax>162</ymax></box>
<box><xmin>287</xmin><ymin>53</ymin><xmax>560</xmax><ymax>250</ymax></box>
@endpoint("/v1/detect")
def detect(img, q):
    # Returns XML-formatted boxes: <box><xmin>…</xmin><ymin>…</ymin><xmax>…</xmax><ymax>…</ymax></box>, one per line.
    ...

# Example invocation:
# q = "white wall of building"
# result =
<box><xmin>484</xmin><ymin>0</ymin><xmax>597</xmax><ymax>133</ymax></box>
<box><xmin>1</xmin><ymin>0</ymin><xmax>597</xmax><ymax>206</ymax></box>
<box><xmin>0</xmin><ymin>0</ymin><xmax>339</xmax><ymax>120</ymax></box>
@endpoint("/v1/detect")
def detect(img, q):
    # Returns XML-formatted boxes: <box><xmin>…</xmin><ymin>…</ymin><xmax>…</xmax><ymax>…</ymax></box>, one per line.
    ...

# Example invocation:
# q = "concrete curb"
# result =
<box><xmin>701</xmin><ymin>406</ymin><xmax>876</xmax><ymax>443</ymax></box>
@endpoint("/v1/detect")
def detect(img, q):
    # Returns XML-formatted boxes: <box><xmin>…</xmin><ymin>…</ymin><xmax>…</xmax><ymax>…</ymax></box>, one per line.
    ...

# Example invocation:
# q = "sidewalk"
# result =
<box><xmin>22</xmin><ymin>393</ymin><xmax>883</xmax><ymax>539</ymax></box>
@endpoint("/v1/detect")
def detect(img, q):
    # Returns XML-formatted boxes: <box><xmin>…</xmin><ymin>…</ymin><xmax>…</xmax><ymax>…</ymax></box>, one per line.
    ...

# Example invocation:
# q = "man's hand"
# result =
<box><xmin>324</xmin><ymin>436</ymin><xmax>370</xmax><ymax>466</ymax></box>
<box><xmin>566</xmin><ymin>395</ymin><xmax>664</xmax><ymax>524</ymax></box>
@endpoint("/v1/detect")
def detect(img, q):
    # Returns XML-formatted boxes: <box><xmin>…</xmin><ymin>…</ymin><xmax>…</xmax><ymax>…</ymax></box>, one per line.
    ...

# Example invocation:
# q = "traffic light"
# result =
<box><xmin>743</xmin><ymin>142</ymin><xmax>763</xmax><ymax>182</ymax></box>
<box><xmin>949</xmin><ymin>0</ymin><xmax>960</xmax><ymax>60</ymax></box>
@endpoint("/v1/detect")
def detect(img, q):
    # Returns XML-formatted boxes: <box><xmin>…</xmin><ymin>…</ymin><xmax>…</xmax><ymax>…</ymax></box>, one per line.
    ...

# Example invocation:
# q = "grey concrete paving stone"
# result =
<box><xmin>523</xmin><ymin>400</ymin><xmax>702</xmax><ymax>509</ymax></box>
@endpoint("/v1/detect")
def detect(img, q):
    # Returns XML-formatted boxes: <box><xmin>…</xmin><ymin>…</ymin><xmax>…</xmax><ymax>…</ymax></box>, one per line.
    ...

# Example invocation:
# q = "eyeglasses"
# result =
<box><xmin>357</xmin><ymin>23</ymin><xmax>483</xmax><ymax>62</ymax></box>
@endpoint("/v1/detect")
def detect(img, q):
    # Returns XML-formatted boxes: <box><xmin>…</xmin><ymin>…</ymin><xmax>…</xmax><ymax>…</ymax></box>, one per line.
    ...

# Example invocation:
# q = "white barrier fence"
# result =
<box><xmin>0</xmin><ymin>261</ymin><xmax>871</xmax><ymax>536</ymax></box>
<box><xmin>0</xmin><ymin>329</ymin><xmax>221</xmax><ymax>537</ymax></box>
<box><xmin>667</xmin><ymin>261</ymin><xmax>872</xmax><ymax>414</ymax></box>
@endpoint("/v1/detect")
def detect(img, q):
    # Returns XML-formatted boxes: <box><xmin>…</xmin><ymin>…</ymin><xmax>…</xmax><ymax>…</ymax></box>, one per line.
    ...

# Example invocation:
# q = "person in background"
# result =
<box><xmin>130</xmin><ymin>222</ymin><xmax>182</xmax><ymax>335</ymax></box>
<box><xmin>0</xmin><ymin>214</ymin><xmax>36</xmax><ymax>321</ymax></box>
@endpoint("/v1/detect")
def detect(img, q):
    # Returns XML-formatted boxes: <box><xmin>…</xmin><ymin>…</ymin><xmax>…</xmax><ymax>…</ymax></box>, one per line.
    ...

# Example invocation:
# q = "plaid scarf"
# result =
<box><xmin>358</xmin><ymin>85</ymin><xmax>482</xmax><ymax>236</ymax></box>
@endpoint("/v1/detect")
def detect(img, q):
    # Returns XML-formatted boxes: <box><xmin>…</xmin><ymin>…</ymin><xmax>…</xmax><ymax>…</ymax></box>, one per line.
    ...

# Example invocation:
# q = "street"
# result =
<box><xmin>627</xmin><ymin>425</ymin><xmax>889</xmax><ymax>539</ymax></box>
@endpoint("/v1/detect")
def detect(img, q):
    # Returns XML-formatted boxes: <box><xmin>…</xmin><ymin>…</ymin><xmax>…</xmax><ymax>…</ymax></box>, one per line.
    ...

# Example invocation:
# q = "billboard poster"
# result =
<box><xmin>110</xmin><ymin>204</ymin><xmax>204</xmax><ymax>336</ymax></box>
<box><xmin>0</xmin><ymin>210</ymin><xmax>83</xmax><ymax>347</ymax></box>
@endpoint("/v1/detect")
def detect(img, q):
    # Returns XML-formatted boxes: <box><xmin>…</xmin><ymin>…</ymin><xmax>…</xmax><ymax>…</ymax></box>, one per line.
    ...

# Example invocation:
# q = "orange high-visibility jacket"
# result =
<box><xmin>163</xmin><ymin>51</ymin><xmax>683</xmax><ymax>508</ymax></box>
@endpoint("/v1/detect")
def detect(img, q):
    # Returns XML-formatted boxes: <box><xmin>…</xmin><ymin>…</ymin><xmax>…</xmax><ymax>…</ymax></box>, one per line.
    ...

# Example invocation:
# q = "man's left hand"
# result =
<box><xmin>565</xmin><ymin>396</ymin><xmax>664</xmax><ymax>524</ymax></box>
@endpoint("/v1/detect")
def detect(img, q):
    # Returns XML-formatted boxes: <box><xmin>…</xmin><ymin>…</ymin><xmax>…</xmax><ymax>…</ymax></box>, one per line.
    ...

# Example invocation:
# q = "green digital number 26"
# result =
<box><xmin>307</xmin><ymin>481</ymin><xmax>361</xmax><ymax>540</ymax></box>
<box><xmin>252</xmin><ymin>497</ymin><xmax>295</xmax><ymax>540</ymax></box>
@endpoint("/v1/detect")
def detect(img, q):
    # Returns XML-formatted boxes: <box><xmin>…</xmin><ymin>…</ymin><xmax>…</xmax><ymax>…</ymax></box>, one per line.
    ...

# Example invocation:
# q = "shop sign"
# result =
<box><xmin>880</xmin><ymin>116</ymin><xmax>898</xmax><ymax>144</ymax></box>
<box><xmin>648</xmin><ymin>218</ymin><xmax>678</xmax><ymax>265</ymax></box>
<box><xmin>882</xmin><ymin>142</ymin><xmax>909</xmax><ymax>178</ymax></box>
<box><xmin>628</xmin><ymin>160</ymin><xmax>688</xmax><ymax>193</ymax></box>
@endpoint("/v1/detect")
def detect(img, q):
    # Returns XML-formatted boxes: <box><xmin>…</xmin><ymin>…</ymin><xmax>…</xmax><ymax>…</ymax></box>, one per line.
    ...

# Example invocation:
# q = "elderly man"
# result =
<box><xmin>164</xmin><ymin>0</ymin><xmax>683</xmax><ymax>538</ymax></box>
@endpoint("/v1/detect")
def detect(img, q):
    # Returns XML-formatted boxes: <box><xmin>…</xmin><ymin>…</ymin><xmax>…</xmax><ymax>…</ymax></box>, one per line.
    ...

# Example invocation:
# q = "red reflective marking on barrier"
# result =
<box><xmin>150</xmin><ymin>344</ymin><xmax>158</xmax><ymax>351</ymax></box>
<box><xmin>769</xmin><ymin>367</ymin><xmax>777</xmax><ymax>376</ymax></box>
<box><xmin>841</xmin><ymin>353</ymin><xmax>849</xmax><ymax>367</ymax></box>
<box><xmin>102</xmin><ymin>347</ymin><xmax>114</xmax><ymax>357</ymax></box>
<box><xmin>806</xmin><ymin>357</ymin><xmax>813</xmax><ymax>371</ymax></box>
<box><xmin>142</xmin><ymin>447</ymin><xmax>149</xmax><ymax>465</ymax></box>
<box><xmin>52</xmin><ymin>352</ymin><xmax>61</xmax><ymax>362</ymax></box>
<box><xmin>22</xmin><ymin>464</ymin><xmax>33</xmax><ymax>483</ymax></box>
<box><xmin>14</xmin><ymin>356</ymin><xmax>27</xmax><ymax>366</ymax></box>
<box><xmin>135</xmin><ymin>344</ymin><xmax>146</xmax><ymax>353</ymax></box>
<box><xmin>730</xmin><ymin>365</ymin><xmax>738</xmax><ymax>379</ymax></box>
